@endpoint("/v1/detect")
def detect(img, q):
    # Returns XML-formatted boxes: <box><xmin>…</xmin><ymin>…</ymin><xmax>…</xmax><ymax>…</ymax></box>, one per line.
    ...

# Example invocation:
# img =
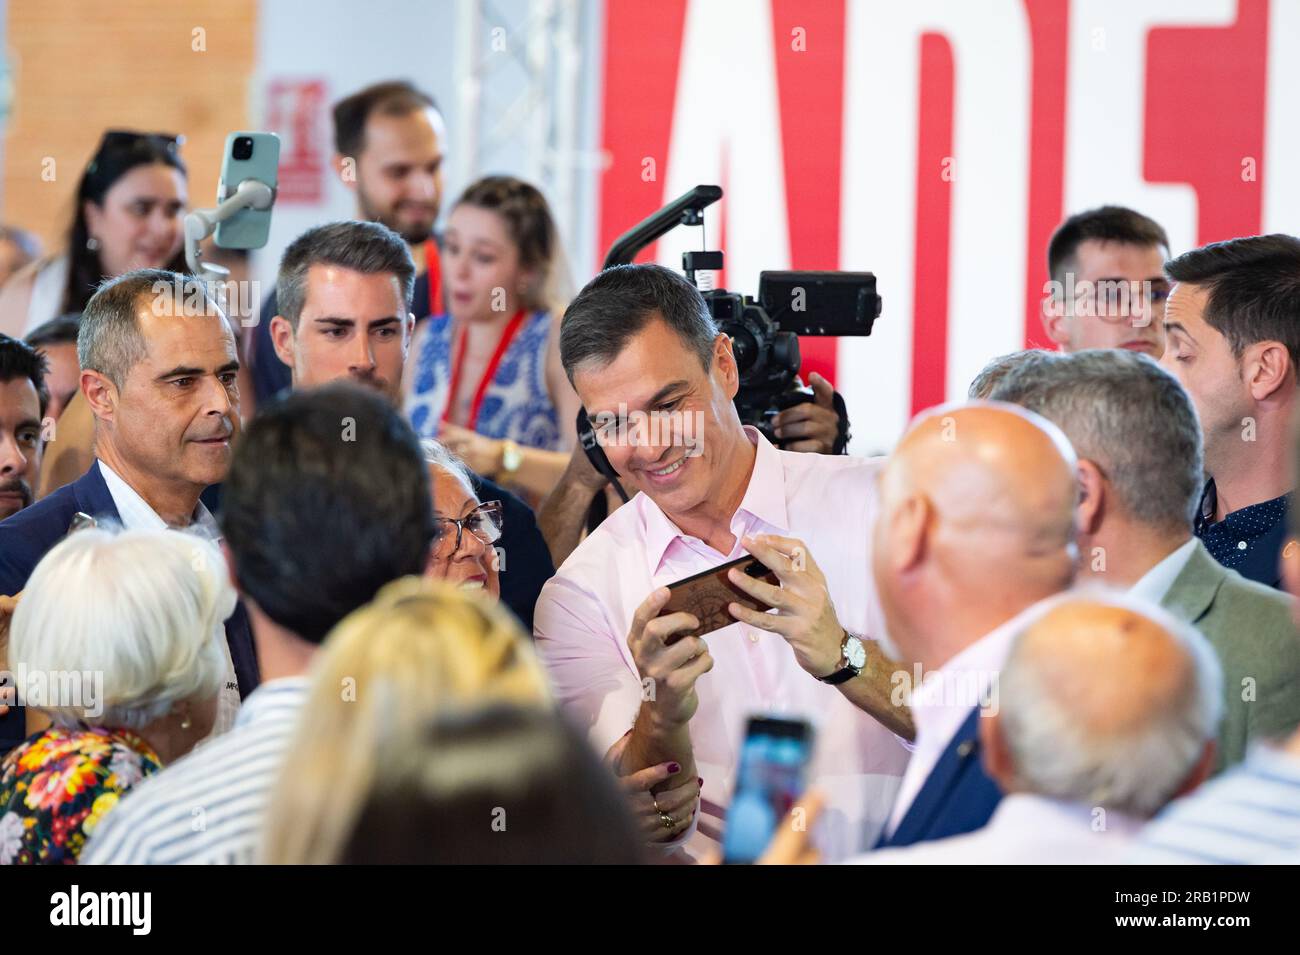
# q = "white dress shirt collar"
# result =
<box><xmin>885</xmin><ymin>603</ymin><xmax>1041</xmax><ymax>836</ymax></box>
<box><xmin>1128</xmin><ymin>537</ymin><xmax>1197</xmax><ymax>603</ymax></box>
<box><xmin>640</xmin><ymin>426</ymin><xmax>781</xmax><ymax>575</ymax></box>
<box><xmin>97</xmin><ymin>459</ymin><xmax>219</xmax><ymax>540</ymax></box>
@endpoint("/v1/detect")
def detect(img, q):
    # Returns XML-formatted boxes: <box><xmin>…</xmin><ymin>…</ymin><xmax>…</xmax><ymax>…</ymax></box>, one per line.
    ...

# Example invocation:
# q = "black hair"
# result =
<box><xmin>276</xmin><ymin>221</ymin><xmax>415</xmax><ymax>330</ymax></box>
<box><xmin>559</xmin><ymin>263</ymin><xmax>719</xmax><ymax>384</ymax></box>
<box><xmin>63</xmin><ymin>131</ymin><xmax>189</xmax><ymax>315</ymax></box>
<box><xmin>24</xmin><ymin>312</ymin><xmax>81</xmax><ymax>350</ymax></box>
<box><xmin>1165</xmin><ymin>233</ymin><xmax>1300</xmax><ymax>371</ymax></box>
<box><xmin>1047</xmin><ymin>206</ymin><xmax>1169</xmax><ymax>283</ymax></box>
<box><xmin>219</xmin><ymin>382</ymin><xmax>434</xmax><ymax>643</ymax></box>
<box><xmin>333</xmin><ymin>80</ymin><xmax>439</xmax><ymax>159</ymax></box>
<box><xmin>0</xmin><ymin>334</ymin><xmax>50</xmax><ymax>420</ymax></box>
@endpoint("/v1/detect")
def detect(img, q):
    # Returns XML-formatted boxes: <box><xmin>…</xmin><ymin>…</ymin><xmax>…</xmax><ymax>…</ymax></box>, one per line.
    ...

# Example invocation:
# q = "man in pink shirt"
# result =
<box><xmin>534</xmin><ymin>264</ymin><xmax>912</xmax><ymax>860</ymax></box>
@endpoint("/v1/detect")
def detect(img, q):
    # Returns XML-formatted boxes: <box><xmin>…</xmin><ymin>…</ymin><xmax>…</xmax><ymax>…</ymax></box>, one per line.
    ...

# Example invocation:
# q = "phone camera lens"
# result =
<box><xmin>232</xmin><ymin>137</ymin><xmax>254</xmax><ymax>161</ymax></box>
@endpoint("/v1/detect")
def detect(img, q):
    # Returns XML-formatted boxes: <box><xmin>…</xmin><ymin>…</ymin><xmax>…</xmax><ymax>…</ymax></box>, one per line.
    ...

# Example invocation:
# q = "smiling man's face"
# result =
<box><xmin>572</xmin><ymin>316</ymin><xmax>740</xmax><ymax>519</ymax></box>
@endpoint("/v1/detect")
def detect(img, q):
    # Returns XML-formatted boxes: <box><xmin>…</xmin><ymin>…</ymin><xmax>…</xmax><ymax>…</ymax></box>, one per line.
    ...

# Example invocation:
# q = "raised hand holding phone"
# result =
<box><xmin>724</xmin><ymin>534</ymin><xmax>846</xmax><ymax>677</ymax></box>
<box><xmin>721</xmin><ymin>716</ymin><xmax>815</xmax><ymax>864</ymax></box>
<box><xmin>627</xmin><ymin>587</ymin><xmax>712</xmax><ymax>726</ymax></box>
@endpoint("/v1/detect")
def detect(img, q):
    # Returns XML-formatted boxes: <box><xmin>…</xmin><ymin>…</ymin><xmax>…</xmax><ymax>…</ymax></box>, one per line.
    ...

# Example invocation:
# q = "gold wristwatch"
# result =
<box><xmin>499</xmin><ymin>439</ymin><xmax>524</xmax><ymax>476</ymax></box>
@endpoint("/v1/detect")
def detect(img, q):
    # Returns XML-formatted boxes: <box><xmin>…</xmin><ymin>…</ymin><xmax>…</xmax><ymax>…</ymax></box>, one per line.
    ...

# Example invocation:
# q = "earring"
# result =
<box><xmin>180</xmin><ymin>711</ymin><xmax>192</xmax><ymax>731</ymax></box>
<box><xmin>86</xmin><ymin>236</ymin><xmax>100</xmax><ymax>252</ymax></box>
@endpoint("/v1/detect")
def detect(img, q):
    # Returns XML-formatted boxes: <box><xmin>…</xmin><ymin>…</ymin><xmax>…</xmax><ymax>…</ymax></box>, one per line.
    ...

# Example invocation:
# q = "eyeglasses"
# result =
<box><xmin>431</xmin><ymin>500</ymin><xmax>504</xmax><ymax>556</ymax></box>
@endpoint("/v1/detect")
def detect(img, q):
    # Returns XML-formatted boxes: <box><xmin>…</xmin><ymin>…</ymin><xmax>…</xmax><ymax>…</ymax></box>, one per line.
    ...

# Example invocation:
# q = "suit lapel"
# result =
<box><xmin>70</xmin><ymin>462</ymin><xmax>121</xmax><ymax>524</ymax></box>
<box><xmin>886</xmin><ymin>707</ymin><xmax>984</xmax><ymax>846</ymax></box>
<box><xmin>1160</xmin><ymin>541</ymin><xmax>1226</xmax><ymax>626</ymax></box>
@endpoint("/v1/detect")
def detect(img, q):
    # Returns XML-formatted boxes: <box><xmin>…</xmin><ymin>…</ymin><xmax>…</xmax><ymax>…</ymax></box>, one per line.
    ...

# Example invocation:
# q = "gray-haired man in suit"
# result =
<box><xmin>988</xmin><ymin>347</ymin><xmax>1300</xmax><ymax>771</ymax></box>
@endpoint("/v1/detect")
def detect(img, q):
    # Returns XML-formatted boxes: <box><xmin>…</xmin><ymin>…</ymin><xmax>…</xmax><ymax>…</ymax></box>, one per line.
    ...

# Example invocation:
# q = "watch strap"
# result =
<box><xmin>818</xmin><ymin>631</ymin><xmax>864</xmax><ymax>685</ymax></box>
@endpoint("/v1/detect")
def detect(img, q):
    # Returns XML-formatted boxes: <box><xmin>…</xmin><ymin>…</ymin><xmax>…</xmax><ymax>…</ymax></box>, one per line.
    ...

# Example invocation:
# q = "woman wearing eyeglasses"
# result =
<box><xmin>0</xmin><ymin>130</ymin><xmax>188</xmax><ymax>338</ymax></box>
<box><xmin>421</xmin><ymin>440</ymin><xmax>504</xmax><ymax>599</ymax></box>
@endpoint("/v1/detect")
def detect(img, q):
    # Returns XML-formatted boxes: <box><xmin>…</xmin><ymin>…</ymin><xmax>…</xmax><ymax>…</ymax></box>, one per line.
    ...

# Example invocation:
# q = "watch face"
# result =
<box><xmin>845</xmin><ymin>636</ymin><xmax>867</xmax><ymax>668</ymax></box>
<box><xmin>502</xmin><ymin>443</ymin><xmax>523</xmax><ymax>472</ymax></box>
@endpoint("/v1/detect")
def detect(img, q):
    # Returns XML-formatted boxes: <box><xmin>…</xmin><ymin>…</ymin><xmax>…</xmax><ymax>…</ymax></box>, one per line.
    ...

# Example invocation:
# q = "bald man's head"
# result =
<box><xmin>986</xmin><ymin>595</ymin><xmax>1221</xmax><ymax>818</ymax></box>
<box><xmin>872</xmin><ymin>403</ymin><xmax>1079</xmax><ymax>669</ymax></box>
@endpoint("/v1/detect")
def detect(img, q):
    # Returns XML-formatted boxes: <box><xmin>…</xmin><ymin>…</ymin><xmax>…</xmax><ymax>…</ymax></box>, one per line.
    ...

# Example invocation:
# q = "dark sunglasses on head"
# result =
<box><xmin>87</xmin><ymin>130</ymin><xmax>183</xmax><ymax>175</ymax></box>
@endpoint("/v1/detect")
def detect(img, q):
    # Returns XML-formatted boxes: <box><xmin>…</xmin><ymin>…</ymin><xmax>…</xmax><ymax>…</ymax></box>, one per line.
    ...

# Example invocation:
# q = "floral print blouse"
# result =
<box><xmin>0</xmin><ymin>726</ymin><xmax>160</xmax><ymax>864</ymax></box>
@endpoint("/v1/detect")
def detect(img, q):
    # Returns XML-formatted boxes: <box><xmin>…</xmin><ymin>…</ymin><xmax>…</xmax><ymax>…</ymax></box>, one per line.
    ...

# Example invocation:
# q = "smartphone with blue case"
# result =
<box><xmin>721</xmin><ymin>715</ymin><xmax>814</xmax><ymax>864</ymax></box>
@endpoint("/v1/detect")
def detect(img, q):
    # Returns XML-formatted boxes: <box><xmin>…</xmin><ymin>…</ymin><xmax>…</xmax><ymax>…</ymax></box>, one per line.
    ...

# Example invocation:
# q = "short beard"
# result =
<box><xmin>356</xmin><ymin>183</ymin><xmax>434</xmax><ymax>245</ymax></box>
<box><xmin>0</xmin><ymin>476</ymin><xmax>33</xmax><ymax>516</ymax></box>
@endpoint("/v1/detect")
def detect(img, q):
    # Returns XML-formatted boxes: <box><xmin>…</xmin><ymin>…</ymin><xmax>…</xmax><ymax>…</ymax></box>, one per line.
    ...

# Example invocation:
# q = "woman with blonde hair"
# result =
<box><xmin>261</xmin><ymin>577</ymin><xmax>549</xmax><ymax>864</ymax></box>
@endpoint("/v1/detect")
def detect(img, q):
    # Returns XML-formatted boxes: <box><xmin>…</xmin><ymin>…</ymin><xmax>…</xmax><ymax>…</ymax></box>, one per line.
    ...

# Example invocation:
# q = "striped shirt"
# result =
<box><xmin>80</xmin><ymin>678</ymin><xmax>308</xmax><ymax>865</ymax></box>
<box><xmin>1126</xmin><ymin>744</ymin><xmax>1300</xmax><ymax>864</ymax></box>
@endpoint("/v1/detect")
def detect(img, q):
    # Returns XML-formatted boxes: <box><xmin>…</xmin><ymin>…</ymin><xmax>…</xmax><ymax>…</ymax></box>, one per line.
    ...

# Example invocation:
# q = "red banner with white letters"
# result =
<box><xmin>597</xmin><ymin>0</ymin><xmax>1288</xmax><ymax>450</ymax></box>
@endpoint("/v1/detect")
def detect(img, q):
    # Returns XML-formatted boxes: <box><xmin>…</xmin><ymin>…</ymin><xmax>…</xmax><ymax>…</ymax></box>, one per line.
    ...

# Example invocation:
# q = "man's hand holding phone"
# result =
<box><xmin>614</xmin><ymin>588</ymin><xmax>712</xmax><ymax>838</ymax></box>
<box><xmin>724</xmin><ymin>534</ymin><xmax>845</xmax><ymax>679</ymax></box>
<box><xmin>725</xmin><ymin>536</ymin><xmax>917</xmax><ymax>740</ymax></box>
<box><xmin>628</xmin><ymin>587</ymin><xmax>713</xmax><ymax>726</ymax></box>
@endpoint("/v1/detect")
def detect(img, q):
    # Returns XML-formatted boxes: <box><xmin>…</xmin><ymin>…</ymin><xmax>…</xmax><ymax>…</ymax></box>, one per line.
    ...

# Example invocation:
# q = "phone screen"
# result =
<box><xmin>721</xmin><ymin>716</ymin><xmax>813</xmax><ymax>864</ymax></box>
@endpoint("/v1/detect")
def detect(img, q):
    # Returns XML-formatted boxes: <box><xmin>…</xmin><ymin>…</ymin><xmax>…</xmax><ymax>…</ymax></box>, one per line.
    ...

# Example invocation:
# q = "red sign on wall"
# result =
<box><xmin>265</xmin><ymin>78</ymin><xmax>327</xmax><ymax>204</ymax></box>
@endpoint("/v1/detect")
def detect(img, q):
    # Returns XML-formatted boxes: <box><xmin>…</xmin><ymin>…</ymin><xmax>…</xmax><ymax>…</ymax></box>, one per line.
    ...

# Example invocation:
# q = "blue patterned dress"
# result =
<box><xmin>405</xmin><ymin>310</ymin><xmax>563</xmax><ymax>451</ymax></box>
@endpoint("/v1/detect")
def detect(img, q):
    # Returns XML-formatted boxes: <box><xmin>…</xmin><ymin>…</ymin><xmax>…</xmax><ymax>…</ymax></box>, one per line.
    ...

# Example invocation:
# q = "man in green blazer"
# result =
<box><xmin>989</xmin><ymin>347</ymin><xmax>1300</xmax><ymax>771</ymax></box>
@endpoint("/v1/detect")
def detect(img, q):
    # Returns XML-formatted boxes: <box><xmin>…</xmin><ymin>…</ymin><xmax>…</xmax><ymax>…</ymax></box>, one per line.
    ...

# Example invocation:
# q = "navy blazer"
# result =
<box><xmin>0</xmin><ymin>465</ymin><xmax>260</xmax><ymax>754</ymax></box>
<box><xmin>876</xmin><ymin>707</ymin><xmax>1004</xmax><ymax>849</ymax></box>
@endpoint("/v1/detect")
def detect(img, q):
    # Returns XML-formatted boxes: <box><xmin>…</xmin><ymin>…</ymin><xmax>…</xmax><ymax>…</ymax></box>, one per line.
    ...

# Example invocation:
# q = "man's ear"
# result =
<box><xmin>80</xmin><ymin>369</ymin><xmax>117</xmax><ymax>422</ymax></box>
<box><xmin>1075</xmin><ymin>458</ymin><xmax>1106</xmax><ymax>538</ymax></box>
<box><xmin>269</xmin><ymin>315</ymin><xmax>297</xmax><ymax>370</ymax></box>
<box><xmin>331</xmin><ymin>153</ymin><xmax>358</xmax><ymax>192</ymax></box>
<box><xmin>1245</xmin><ymin>340</ymin><xmax>1293</xmax><ymax>402</ymax></box>
<box><xmin>1040</xmin><ymin>279</ymin><xmax>1071</xmax><ymax>348</ymax></box>
<box><xmin>887</xmin><ymin>494</ymin><xmax>932</xmax><ymax>574</ymax></box>
<box><xmin>978</xmin><ymin>710</ymin><xmax>1017</xmax><ymax>793</ymax></box>
<box><xmin>713</xmin><ymin>332</ymin><xmax>739</xmax><ymax>400</ymax></box>
<box><xmin>402</xmin><ymin>311</ymin><xmax>416</xmax><ymax>356</ymax></box>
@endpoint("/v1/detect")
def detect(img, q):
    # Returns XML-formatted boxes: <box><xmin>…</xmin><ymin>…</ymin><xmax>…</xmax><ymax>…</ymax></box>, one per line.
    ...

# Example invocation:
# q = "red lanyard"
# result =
<box><xmin>424</xmin><ymin>239</ymin><xmax>442</xmax><ymax>317</ymax></box>
<box><xmin>442</xmin><ymin>309</ymin><xmax>529</xmax><ymax>429</ymax></box>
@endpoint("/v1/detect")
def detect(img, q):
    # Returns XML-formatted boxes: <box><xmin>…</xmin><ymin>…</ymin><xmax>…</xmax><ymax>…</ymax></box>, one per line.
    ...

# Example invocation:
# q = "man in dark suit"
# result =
<box><xmin>0</xmin><ymin>270</ymin><xmax>258</xmax><ymax>753</ymax></box>
<box><xmin>868</xmin><ymin>403</ymin><xmax>1078</xmax><ymax>848</ymax></box>
<box><xmin>265</xmin><ymin>219</ymin><xmax>552</xmax><ymax>630</ymax></box>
